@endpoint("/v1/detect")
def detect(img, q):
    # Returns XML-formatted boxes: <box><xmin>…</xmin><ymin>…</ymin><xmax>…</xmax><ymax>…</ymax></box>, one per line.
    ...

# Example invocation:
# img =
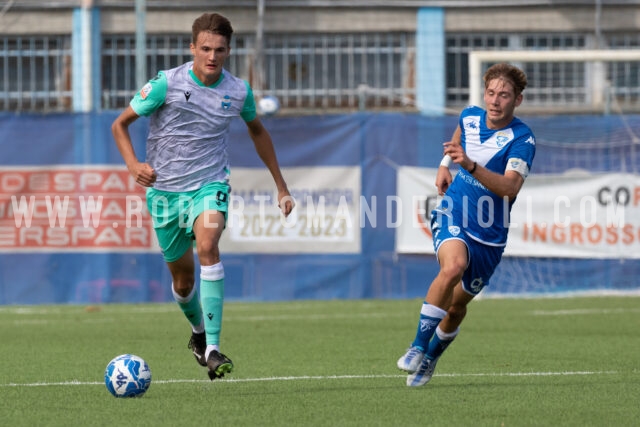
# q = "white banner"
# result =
<box><xmin>221</xmin><ymin>166</ymin><xmax>361</xmax><ymax>254</ymax></box>
<box><xmin>396</xmin><ymin>167</ymin><xmax>640</xmax><ymax>259</ymax></box>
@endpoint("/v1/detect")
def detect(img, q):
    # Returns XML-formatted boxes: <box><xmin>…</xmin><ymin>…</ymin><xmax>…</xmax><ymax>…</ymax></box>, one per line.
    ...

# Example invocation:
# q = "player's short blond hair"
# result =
<box><xmin>483</xmin><ymin>63</ymin><xmax>528</xmax><ymax>97</ymax></box>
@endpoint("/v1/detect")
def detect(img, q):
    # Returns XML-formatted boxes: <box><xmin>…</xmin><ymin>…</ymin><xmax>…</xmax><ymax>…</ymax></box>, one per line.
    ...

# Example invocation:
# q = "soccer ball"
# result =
<box><xmin>104</xmin><ymin>354</ymin><xmax>152</xmax><ymax>398</ymax></box>
<box><xmin>258</xmin><ymin>95</ymin><xmax>280</xmax><ymax>116</ymax></box>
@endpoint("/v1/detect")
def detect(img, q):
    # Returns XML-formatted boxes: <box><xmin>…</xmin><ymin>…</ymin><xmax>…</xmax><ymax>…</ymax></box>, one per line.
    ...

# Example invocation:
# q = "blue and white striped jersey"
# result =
<box><xmin>438</xmin><ymin>105</ymin><xmax>536</xmax><ymax>246</ymax></box>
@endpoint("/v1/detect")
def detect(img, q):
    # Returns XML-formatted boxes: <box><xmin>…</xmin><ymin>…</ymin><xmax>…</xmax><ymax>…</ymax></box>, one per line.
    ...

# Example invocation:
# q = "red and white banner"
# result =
<box><xmin>0</xmin><ymin>165</ymin><xmax>362</xmax><ymax>254</ymax></box>
<box><xmin>0</xmin><ymin>165</ymin><xmax>156</xmax><ymax>252</ymax></box>
<box><xmin>396</xmin><ymin>166</ymin><xmax>640</xmax><ymax>259</ymax></box>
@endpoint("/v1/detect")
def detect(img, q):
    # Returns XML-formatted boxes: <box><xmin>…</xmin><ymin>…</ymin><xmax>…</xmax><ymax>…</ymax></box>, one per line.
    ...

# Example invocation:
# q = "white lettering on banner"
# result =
<box><xmin>361</xmin><ymin>195</ymin><xmax>377</xmax><ymax>228</ymax></box>
<box><xmin>230</xmin><ymin>212</ymin><xmax>350</xmax><ymax>240</ymax></box>
<box><xmin>0</xmin><ymin>166</ymin><xmax>360</xmax><ymax>254</ymax></box>
<box><xmin>0</xmin><ymin>166</ymin><xmax>153</xmax><ymax>253</ymax></box>
<box><xmin>220</xmin><ymin>166</ymin><xmax>362</xmax><ymax>254</ymax></box>
<box><xmin>0</xmin><ymin>169</ymin><xmax>139</xmax><ymax>194</ymax></box>
<box><xmin>396</xmin><ymin>166</ymin><xmax>640</xmax><ymax>259</ymax></box>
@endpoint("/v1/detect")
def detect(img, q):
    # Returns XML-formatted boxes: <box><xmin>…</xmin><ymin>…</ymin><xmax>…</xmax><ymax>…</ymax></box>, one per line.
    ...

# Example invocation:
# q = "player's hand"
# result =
<box><xmin>435</xmin><ymin>166</ymin><xmax>452</xmax><ymax>196</ymax></box>
<box><xmin>443</xmin><ymin>142</ymin><xmax>474</xmax><ymax>171</ymax></box>
<box><xmin>128</xmin><ymin>162</ymin><xmax>157</xmax><ymax>187</ymax></box>
<box><xmin>277</xmin><ymin>189</ymin><xmax>295</xmax><ymax>217</ymax></box>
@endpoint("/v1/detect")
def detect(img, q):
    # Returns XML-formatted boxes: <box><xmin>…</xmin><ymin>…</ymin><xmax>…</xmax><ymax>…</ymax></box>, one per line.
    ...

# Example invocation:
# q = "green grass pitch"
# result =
<box><xmin>1</xmin><ymin>296</ymin><xmax>639</xmax><ymax>426</ymax></box>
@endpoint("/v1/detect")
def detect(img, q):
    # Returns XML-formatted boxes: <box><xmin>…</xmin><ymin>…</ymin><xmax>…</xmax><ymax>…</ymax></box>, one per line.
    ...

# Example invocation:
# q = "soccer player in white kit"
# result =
<box><xmin>397</xmin><ymin>63</ymin><xmax>536</xmax><ymax>387</ymax></box>
<box><xmin>112</xmin><ymin>13</ymin><xmax>294</xmax><ymax>380</ymax></box>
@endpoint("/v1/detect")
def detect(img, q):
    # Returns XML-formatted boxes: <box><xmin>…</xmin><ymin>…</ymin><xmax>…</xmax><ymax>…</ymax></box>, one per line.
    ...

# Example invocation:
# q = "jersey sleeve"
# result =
<box><xmin>240</xmin><ymin>80</ymin><xmax>258</xmax><ymax>122</ymax></box>
<box><xmin>506</xmin><ymin>129</ymin><xmax>536</xmax><ymax>178</ymax></box>
<box><xmin>130</xmin><ymin>71</ymin><xmax>168</xmax><ymax>117</ymax></box>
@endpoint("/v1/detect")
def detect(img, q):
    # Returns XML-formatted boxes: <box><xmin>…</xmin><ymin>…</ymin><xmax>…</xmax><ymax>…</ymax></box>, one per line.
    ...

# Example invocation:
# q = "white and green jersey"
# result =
<box><xmin>130</xmin><ymin>61</ymin><xmax>257</xmax><ymax>192</ymax></box>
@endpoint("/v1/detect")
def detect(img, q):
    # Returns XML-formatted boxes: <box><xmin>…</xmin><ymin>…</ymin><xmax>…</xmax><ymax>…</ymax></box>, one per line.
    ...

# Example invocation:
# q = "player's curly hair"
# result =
<box><xmin>192</xmin><ymin>13</ymin><xmax>234</xmax><ymax>45</ymax></box>
<box><xmin>483</xmin><ymin>63</ymin><xmax>528</xmax><ymax>97</ymax></box>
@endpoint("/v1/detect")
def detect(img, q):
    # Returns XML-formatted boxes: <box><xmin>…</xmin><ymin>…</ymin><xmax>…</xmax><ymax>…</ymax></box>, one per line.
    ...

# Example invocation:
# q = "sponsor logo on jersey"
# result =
<box><xmin>221</xmin><ymin>95</ymin><xmax>232</xmax><ymax>110</ymax></box>
<box><xmin>140</xmin><ymin>83</ymin><xmax>153</xmax><ymax>100</ymax></box>
<box><xmin>463</xmin><ymin>116</ymin><xmax>480</xmax><ymax>134</ymax></box>
<box><xmin>184</xmin><ymin>91</ymin><xmax>191</xmax><ymax>101</ymax></box>
<box><xmin>526</xmin><ymin>136</ymin><xmax>536</xmax><ymax>145</ymax></box>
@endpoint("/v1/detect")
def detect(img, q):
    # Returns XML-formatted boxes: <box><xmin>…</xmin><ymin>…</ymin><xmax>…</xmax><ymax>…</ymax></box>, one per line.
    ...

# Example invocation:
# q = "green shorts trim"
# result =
<box><xmin>146</xmin><ymin>181</ymin><xmax>230</xmax><ymax>263</ymax></box>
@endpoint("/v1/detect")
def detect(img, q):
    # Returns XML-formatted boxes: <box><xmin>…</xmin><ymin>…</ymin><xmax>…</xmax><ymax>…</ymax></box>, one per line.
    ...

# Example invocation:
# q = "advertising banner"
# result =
<box><xmin>0</xmin><ymin>165</ymin><xmax>361</xmax><ymax>255</ymax></box>
<box><xmin>222</xmin><ymin>166</ymin><xmax>361</xmax><ymax>254</ymax></box>
<box><xmin>396</xmin><ymin>167</ymin><xmax>640</xmax><ymax>259</ymax></box>
<box><xmin>0</xmin><ymin>165</ymin><xmax>157</xmax><ymax>253</ymax></box>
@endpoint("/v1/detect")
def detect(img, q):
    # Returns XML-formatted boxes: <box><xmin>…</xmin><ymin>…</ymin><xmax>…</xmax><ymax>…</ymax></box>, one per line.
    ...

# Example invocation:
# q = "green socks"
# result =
<box><xmin>200</xmin><ymin>263</ymin><xmax>225</xmax><ymax>346</ymax></box>
<box><xmin>172</xmin><ymin>284</ymin><xmax>204</xmax><ymax>333</ymax></box>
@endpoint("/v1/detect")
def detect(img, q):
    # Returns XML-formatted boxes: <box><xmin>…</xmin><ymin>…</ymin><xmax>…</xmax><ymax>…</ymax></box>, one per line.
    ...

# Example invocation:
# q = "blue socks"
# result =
<box><xmin>411</xmin><ymin>302</ymin><xmax>447</xmax><ymax>350</ymax></box>
<box><xmin>426</xmin><ymin>326</ymin><xmax>459</xmax><ymax>360</ymax></box>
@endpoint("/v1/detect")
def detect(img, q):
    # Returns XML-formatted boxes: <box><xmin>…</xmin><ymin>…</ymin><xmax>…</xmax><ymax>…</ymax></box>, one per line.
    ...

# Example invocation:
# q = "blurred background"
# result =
<box><xmin>2</xmin><ymin>0</ymin><xmax>639</xmax><ymax>115</ymax></box>
<box><xmin>1</xmin><ymin>0</ymin><xmax>639</xmax><ymax>305</ymax></box>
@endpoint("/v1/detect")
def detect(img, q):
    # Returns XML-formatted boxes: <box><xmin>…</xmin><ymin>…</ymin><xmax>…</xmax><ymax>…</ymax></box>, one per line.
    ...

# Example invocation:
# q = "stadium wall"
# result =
<box><xmin>0</xmin><ymin>112</ymin><xmax>639</xmax><ymax>305</ymax></box>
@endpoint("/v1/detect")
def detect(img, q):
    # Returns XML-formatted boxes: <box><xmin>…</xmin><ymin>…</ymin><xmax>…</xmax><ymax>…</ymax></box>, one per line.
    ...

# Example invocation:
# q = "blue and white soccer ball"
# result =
<box><xmin>104</xmin><ymin>354</ymin><xmax>152</xmax><ymax>398</ymax></box>
<box><xmin>258</xmin><ymin>95</ymin><xmax>280</xmax><ymax>116</ymax></box>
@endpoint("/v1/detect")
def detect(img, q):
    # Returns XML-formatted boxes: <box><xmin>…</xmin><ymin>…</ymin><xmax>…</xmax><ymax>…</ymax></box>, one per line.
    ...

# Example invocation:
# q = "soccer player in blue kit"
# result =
<box><xmin>397</xmin><ymin>63</ymin><xmax>536</xmax><ymax>387</ymax></box>
<box><xmin>112</xmin><ymin>13</ymin><xmax>294</xmax><ymax>380</ymax></box>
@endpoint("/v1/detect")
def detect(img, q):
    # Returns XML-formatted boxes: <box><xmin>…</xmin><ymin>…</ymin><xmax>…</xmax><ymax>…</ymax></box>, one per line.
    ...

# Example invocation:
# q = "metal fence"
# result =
<box><xmin>100</xmin><ymin>32</ymin><xmax>417</xmax><ymax>112</ymax></box>
<box><xmin>0</xmin><ymin>35</ymin><xmax>73</xmax><ymax>112</ymax></box>
<box><xmin>1</xmin><ymin>30</ymin><xmax>640</xmax><ymax>113</ymax></box>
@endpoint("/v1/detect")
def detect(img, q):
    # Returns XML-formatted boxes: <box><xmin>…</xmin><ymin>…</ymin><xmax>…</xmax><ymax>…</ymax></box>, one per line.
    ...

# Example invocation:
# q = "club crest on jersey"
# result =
<box><xmin>448</xmin><ymin>226</ymin><xmax>460</xmax><ymax>236</ymax></box>
<box><xmin>221</xmin><ymin>95</ymin><xmax>232</xmax><ymax>110</ymax></box>
<box><xmin>140</xmin><ymin>83</ymin><xmax>153</xmax><ymax>100</ymax></box>
<box><xmin>495</xmin><ymin>130</ymin><xmax>513</xmax><ymax>148</ymax></box>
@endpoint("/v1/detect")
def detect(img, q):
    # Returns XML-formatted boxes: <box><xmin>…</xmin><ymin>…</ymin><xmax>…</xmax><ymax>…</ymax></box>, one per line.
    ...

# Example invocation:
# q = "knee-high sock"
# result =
<box><xmin>172</xmin><ymin>284</ymin><xmax>204</xmax><ymax>333</ymax></box>
<box><xmin>426</xmin><ymin>326</ymin><xmax>459</xmax><ymax>360</ymax></box>
<box><xmin>200</xmin><ymin>263</ymin><xmax>224</xmax><ymax>347</ymax></box>
<box><xmin>411</xmin><ymin>302</ymin><xmax>447</xmax><ymax>351</ymax></box>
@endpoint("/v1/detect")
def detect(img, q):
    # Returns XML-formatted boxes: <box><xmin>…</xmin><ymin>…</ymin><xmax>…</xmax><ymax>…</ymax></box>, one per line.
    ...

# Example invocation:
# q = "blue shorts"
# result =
<box><xmin>430</xmin><ymin>210</ymin><xmax>505</xmax><ymax>296</ymax></box>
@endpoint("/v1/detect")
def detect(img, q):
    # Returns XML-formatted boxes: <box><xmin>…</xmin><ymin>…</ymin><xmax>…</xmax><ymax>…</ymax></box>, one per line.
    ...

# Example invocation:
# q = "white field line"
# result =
<box><xmin>531</xmin><ymin>308</ymin><xmax>640</xmax><ymax>316</ymax></box>
<box><xmin>0</xmin><ymin>370</ymin><xmax>621</xmax><ymax>388</ymax></box>
<box><xmin>10</xmin><ymin>307</ymin><xmax>640</xmax><ymax>326</ymax></box>
<box><xmin>4</xmin><ymin>304</ymin><xmax>640</xmax><ymax>318</ymax></box>
<box><xmin>10</xmin><ymin>312</ymin><xmax>409</xmax><ymax>326</ymax></box>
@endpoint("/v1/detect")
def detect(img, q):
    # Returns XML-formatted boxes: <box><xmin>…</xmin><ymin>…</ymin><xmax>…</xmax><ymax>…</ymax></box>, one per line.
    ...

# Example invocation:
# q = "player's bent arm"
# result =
<box><xmin>439</xmin><ymin>126</ymin><xmax>463</xmax><ymax>168</ymax></box>
<box><xmin>112</xmin><ymin>106</ymin><xmax>141</xmax><ymax>168</ymax></box>
<box><xmin>245</xmin><ymin>117</ymin><xmax>294</xmax><ymax>215</ymax></box>
<box><xmin>435</xmin><ymin>126</ymin><xmax>461</xmax><ymax>193</ymax></box>
<box><xmin>449</xmin><ymin>126</ymin><xmax>462</xmax><ymax>146</ymax></box>
<box><xmin>435</xmin><ymin>167</ymin><xmax>452</xmax><ymax>196</ymax></box>
<box><xmin>112</xmin><ymin>106</ymin><xmax>156</xmax><ymax>187</ymax></box>
<box><xmin>472</xmin><ymin>165</ymin><xmax>524</xmax><ymax>201</ymax></box>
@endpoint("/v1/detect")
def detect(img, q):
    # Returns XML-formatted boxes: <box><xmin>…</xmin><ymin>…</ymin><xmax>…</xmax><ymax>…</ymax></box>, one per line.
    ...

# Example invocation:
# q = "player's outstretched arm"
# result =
<box><xmin>111</xmin><ymin>106</ymin><xmax>157</xmax><ymax>187</ymax></box>
<box><xmin>245</xmin><ymin>118</ymin><xmax>294</xmax><ymax>216</ymax></box>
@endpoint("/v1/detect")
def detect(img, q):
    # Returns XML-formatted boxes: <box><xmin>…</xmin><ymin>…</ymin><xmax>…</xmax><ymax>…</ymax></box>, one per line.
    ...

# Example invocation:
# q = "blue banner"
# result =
<box><xmin>0</xmin><ymin>112</ymin><xmax>638</xmax><ymax>304</ymax></box>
